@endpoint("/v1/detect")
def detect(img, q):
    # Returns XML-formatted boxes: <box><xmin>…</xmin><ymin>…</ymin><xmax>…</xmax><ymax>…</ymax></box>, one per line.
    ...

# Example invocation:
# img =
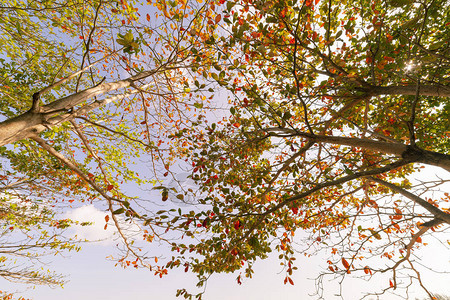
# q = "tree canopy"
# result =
<box><xmin>0</xmin><ymin>0</ymin><xmax>221</xmax><ymax>293</ymax></box>
<box><xmin>0</xmin><ymin>0</ymin><xmax>449</xmax><ymax>299</ymax></box>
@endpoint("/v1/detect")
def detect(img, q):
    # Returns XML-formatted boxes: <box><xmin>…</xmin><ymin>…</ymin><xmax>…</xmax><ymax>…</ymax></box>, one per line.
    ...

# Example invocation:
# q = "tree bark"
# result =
<box><xmin>372</xmin><ymin>84</ymin><xmax>450</xmax><ymax>97</ymax></box>
<box><xmin>0</xmin><ymin>69</ymin><xmax>160</xmax><ymax>146</ymax></box>
<box><xmin>264</xmin><ymin>127</ymin><xmax>450</xmax><ymax>172</ymax></box>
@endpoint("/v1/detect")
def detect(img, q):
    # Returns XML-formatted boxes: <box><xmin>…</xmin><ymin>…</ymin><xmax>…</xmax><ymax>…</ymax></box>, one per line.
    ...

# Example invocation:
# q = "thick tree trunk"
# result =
<box><xmin>0</xmin><ymin>112</ymin><xmax>47</xmax><ymax>146</ymax></box>
<box><xmin>265</xmin><ymin>128</ymin><xmax>450</xmax><ymax>172</ymax></box>
<box><xmin>372</xmin><ymin>84</ymin><xmax>450</xmax><ymax>97</ymax></box>
<box><xmin>0</xmin><ymin>69</ymin><xmax>160</xmax><ymax>146</ymax></box>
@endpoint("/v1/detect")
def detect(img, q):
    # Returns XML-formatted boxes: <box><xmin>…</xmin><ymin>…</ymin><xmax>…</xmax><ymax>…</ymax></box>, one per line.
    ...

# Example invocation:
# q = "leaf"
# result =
<box><xmin>429</xmin><ymin>41</ymin><xmax>444</xmax><ymax>51</ymax></box>
<box><xmin>288</xmin><ymin>277</ymin><xmax>294</xmax><ymax>285</ymax></box>
<box><xmin>112</xmin><ymin>208</ymin><xmax>125</xmax><ymax>215</ymax></box>
<box><xmin>124</xmin><ymin>31</ymin><xmax>134</xmax><ymax>43</ymax></box>
<box><xmin>369</xmin><ymin>229</ymin><xmax>382</xmax><ymax>240</ymax></box>
<box><xmin>211</xmin><ymin>73</ymin><xmax>219</xmax><ymax>81</ymax></box>
<box><xmin>215</xmin><ymin>14</ymin><xmax>221</xmax><ymax>24</ymax></box>
<box><xmin>162</xmin><ymin>189</ymin><xmax>169</xmax><ymax>202</ymax></box>
<box><xmin>213</xmin><ymin>206</ymin><xmax>220</xmax><ymax>215</ymax></box>
<box><xmin>342</xmin><ymin>258</ymin><xmax>350</xmax><ymax>270</ymax></box>
<box><xmin>226</xmin><ymin>1</ymin><xmax>235</xmax><ymax>11</ymax></box>
<box><xmin>390</xmin><ymin>0</ymin><xmax>413</xmax><ymax>6</ymax></box>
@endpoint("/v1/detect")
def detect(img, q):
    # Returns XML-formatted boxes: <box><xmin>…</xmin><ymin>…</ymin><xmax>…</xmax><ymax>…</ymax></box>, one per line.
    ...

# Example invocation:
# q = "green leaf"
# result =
<box><xmin>124</xmin><ymin>30</ymin><xmax>134</xmax><ymax>43</ymax></box>
<box><xmin>112</xmin><ymin>208</ymin><xmax>125</xmax><ymax>215</ymax></box>
<box><xmin>226</xmin><ymin>1</ymin><xmax>235</xmax><ymax>11</ymax></box>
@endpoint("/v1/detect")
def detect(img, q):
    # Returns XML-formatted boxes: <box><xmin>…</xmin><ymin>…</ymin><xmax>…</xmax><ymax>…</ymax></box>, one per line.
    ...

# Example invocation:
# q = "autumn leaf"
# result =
<box><xmin>342</xmin><ymin>258</ymin><xmax>350</xmax><ymax>270</ymax></box>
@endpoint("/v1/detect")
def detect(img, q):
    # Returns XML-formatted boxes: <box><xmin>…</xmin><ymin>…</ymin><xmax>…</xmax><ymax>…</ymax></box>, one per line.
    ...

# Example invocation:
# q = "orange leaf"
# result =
<box><xmin>105</xmin><ymin>215</ymin><xmax>110</xmax><ymax>222</ymax></box>
<box><xmin>288</xmin><ymin>277</ymin><xmax>294</xmax><ymax>285</ymax></box>
<box><xmin>215</xmin><ymin>14</ymin><xmax>221</xmax><ymax>24</ymax></box>
<box><xmin>342</xmin><ymin>258</ymin><xmax>350</xmax><ymax>269</ymax></box>
<box><xmin>146</xmin><ymin>14</ymin><xmax>150</xmax><ymax>21</ymax></box>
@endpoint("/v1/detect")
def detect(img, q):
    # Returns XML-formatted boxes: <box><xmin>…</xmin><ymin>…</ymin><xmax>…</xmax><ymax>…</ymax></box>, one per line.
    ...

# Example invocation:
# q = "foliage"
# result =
<box><xmin>154</xmin><ymin>0</ymin><xmax>450</xmax><ymax>298</ymax></box>
<box><xmin>0</xmin><ymin>192</ymin><xmax>84</xmax><ymax>288</ymax></box>
<box><xmin>0</xmin><ymin>0</ymin><xmax>223</xmax><ymax>294</ymax></box>
<box><xmin>0</xmin><ymin>0</ymin><xmax>449</xmax><ymax>299</ymax></box>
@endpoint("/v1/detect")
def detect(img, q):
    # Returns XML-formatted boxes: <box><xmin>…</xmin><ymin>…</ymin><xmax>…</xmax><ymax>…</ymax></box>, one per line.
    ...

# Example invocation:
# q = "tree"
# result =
<box><xmin>158</xmin><ymin>0</ymin><xmax>450</xmax><ymax>298</ymax></box>
<box><xmin>0</xmin><ymin>0</ymin><xmax>223</xmax><ymax>294</ymax></box>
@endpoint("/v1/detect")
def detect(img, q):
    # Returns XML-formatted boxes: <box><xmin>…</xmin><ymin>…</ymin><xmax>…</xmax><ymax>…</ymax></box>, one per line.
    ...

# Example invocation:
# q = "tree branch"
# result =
<box><xmin>371</xmin><ymin>84</ymin><xmax>450</xmax><ymax>97</ymax></box>
<box><xmin>369</xmin><ymin>177</ymin><xmax>450</xmax><ymax>225</ymax></box>
<box><xmin>263</xmin><ymin>128</ymin><xmax>450</xmax><ymax>171</ymax></box>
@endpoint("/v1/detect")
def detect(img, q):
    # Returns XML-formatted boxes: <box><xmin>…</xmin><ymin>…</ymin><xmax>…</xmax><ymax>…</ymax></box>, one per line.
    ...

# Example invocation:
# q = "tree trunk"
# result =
<box><xmin>372</xmin><ymin>84</ymin><xmax>450</xmax><ymax>97</ymax></box>
<box><xmin>0</xmin><ymin>69</ymin><xmax>161</xmax><ymax>146</ymax></box>
<box><xmin>265</xmin><ymin>128</ymin><xmax>450</xmax><ymax>172</ymax></box>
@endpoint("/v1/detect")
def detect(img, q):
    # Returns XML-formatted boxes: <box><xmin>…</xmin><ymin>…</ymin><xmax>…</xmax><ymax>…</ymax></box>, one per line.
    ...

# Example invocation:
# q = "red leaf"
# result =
<box><xmin>234</xmin><ymin>220</ymin><xmax>240</xmax><ymax>230</ymax></box>
<box><xmin>107</xmin><ymin>184</ymin><xmax>114</xmax><ymax>191</ymax></box>
<box><xmin>288</xmin><ymin>277</ymin><xmax>294</xmax><ymax>285</ymax></box>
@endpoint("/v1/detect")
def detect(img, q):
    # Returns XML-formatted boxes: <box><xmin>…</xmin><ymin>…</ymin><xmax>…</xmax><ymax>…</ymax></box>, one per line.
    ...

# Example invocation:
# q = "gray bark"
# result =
<box><xmin>0</xmin><ymin>69</ymin><xmax>160</xmax><ymax>146</ymax></box>
<box><xmin>264</xmin><ymin>128</ymin><xmax>450</xmax><ymax>172</ymax></box>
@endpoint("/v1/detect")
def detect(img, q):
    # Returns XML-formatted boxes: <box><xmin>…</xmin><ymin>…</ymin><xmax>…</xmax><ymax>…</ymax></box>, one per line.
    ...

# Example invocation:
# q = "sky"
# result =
<box><xmin>1</xmin><ymin>167</ymin><xmax>449</xmax><ymax>300</ymax></box>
